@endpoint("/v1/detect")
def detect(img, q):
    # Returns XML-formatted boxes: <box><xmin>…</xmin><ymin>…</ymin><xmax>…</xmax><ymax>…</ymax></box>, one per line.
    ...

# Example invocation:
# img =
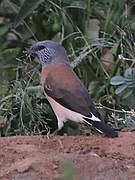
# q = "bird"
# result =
<box><xmin>29</xmin><ymin>40</ymin><xmax>118</xmax><ymax>138</ymax></box>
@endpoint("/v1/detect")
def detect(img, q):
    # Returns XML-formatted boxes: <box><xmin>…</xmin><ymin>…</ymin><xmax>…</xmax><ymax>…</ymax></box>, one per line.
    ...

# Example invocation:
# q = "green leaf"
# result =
<box><xmin>26</xmin><ymin>86</ymin><xmax>42</xmax><ymax>93</ymax></box>
<box><xmin>66</xmin><ymin>1</ymin><xmax>87</xmax><ymax>9</ymax></box>
<box><xmin>124</xmin><ymin>68</ymin><xmax>132</xmax><ymax>78</ymax></box>
<box><xmin>125</xmin><ymin>81</ymin><xmax>135</xmax><ymax>87</ymax></box>
<box><xmin>110</xmin><ymin>76</ymin><xmax>125</xmax><ymax>85</ymax></box>
<box><xmin>115</xmin><ymin>84</ymin><xmax>127</xmax><ymax>95</ymax></box>
<box><xmin>124</xmin><ymin>78</ymin><xmax>133</xmax><ymax>82</ymax></box>
<box><xmin>122</xmin><ymin>89</ymin><xmax>133</xmax><ymax>99</ymax></box>
<box><xmin>87</xmin><ymin>19</ymin><xmax>100</xmax><ymax>46</ymax></box>
<box><xmin>14</xmin><ymin>0</ymin><xmax>44</xmax><ymax>28</ymax></box>
<box><xmin>62</xmin><ymin>12</ymin><xmax>74</xmax><ymax>33</ymax></box>
<box><xmin>111</xmin><ymin>43</ymin><xmax>119</xmax><ymax>55</ymax></box>
<box><xmin>16</xmin><ymin>24</ymin><xmax>36</xmax><ymax>40</ymax></box>
<box><xmin>131</xmin><ymin>21</ymin><xmax>135</xmax><ymax>31</ymax></box>
<box><xmin>0</xmin><ymin>24</ymin><xmax>11</xmax><ymax>36</ymax></box>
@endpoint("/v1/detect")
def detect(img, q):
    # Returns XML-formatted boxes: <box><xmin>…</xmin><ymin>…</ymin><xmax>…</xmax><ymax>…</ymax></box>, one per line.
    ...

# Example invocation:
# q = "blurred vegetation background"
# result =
<box><xmin>0</xmin><ymin>0</ymin><xmax>135</xmax><ymax>137</ymax></box>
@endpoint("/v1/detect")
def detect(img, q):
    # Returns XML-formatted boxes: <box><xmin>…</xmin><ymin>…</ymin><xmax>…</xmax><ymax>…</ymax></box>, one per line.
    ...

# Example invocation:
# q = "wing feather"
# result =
<box><xmin>43</xmin><ymin>66</ymin><xmax>96</xmax><ymax>118</ymax></box>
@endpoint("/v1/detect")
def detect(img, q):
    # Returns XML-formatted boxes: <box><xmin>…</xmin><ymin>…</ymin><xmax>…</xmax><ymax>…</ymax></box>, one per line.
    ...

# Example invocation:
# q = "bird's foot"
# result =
<box><xmin>52</xmin><ymin>128</ymin><xmax>59</xmax><ymax>135</ymax></box>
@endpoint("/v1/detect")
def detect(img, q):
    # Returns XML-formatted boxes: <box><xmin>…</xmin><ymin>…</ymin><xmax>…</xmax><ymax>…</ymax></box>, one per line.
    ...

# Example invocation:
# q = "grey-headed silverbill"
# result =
<box><xmin>29</xmin><ymin>40</ymin><xmax>118</xmax><ymax>138</ymax></box>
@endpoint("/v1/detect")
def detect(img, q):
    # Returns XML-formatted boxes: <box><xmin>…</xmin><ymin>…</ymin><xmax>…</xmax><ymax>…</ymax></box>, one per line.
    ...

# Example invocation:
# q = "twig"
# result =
<box><xmin>118</xmin><ymin>54</ymin><xmax>135</xmax><ymax>62</ymax></box>
<box><xmin>118</xmin><ymin>54</ymin><xmax>135</xmax><ymax>67</ymax></box>
<box><xmin>71</xmin><ymin>47</ymin><xmax>96</xmax><ymax>68</ymax></box>
<box><xmin>60</xmin><ymin>32</ymin><xmax>81</xmax><ymax>44</ymax></box>
<box><xmin>96</xmin><ymin>103</ymin><xmax>135</xmax><ymax>116</ymax></box>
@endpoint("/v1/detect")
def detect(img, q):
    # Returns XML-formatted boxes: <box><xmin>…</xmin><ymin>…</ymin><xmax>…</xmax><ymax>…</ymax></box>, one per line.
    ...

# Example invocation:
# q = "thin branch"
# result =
<box><xmin>118</xmin><ymin>54</ymin><xmax>135</xmax><ymax>67</ymax></box>
<box><xmin>71</xmin><ymin>47</ymin><xmax>96</xmax><ymax>68</ymax></box>
<box><xmin>96</xmin><ymin>103</ymin><xmax>135</xmax><ymax>116</ymax></box>
<box><xmin>60</xmin><ymin>32</ymin><xmax>81</xmax><ymax>44</ymax></box>
<box><xmin>118</xmin><ymin>54</ymin><xmax>135</xmax><ymax>62</ymax></box>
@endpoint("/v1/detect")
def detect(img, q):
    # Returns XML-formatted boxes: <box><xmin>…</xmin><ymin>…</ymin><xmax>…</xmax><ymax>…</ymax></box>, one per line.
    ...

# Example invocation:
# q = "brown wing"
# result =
<box><xmin>43</xmin><ymin>64</ymin><xmax>96</xmax><ymax>118</ymax></box>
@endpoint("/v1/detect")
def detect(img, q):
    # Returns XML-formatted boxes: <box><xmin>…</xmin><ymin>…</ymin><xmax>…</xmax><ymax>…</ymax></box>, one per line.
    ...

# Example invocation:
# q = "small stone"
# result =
<box><xmin>17</xmin><ymin>165</ymin><xmax>30</xmax><ymax>173</ymax></box>
<box><xmin>63</xmin><ymin>148</ymin><xmax>71</xmax><ymax>153</ymax></box>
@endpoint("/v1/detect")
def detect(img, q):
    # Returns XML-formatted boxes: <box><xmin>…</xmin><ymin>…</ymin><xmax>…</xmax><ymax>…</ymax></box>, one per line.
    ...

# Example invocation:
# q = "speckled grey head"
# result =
<box><xmin>30</xmin><ymin>40</ymin><xmax>69</xmax><ymax>67</ymax></box>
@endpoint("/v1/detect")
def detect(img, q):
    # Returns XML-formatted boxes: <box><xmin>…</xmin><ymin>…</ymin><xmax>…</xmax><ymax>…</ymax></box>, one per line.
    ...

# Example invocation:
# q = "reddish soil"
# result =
<box><xmin>0</xmin><ymin>132</ymin><xmax>135</xmax><ymax>180</ymax></box>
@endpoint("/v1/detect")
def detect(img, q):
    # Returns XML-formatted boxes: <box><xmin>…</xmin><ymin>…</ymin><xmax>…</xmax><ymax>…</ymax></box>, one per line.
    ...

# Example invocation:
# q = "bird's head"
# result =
<box><xmin>29</xmin><ymin>40</ymin><xmax>69</xmax><ymax>67</ymax></box>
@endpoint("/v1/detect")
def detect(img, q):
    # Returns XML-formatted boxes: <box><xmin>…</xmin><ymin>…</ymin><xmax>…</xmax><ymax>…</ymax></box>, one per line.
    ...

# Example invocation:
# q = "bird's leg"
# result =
<box><xmin>52</xmin><ymin>128</ymin><xmax>59</xmax><ymax>135</ymax></box>
<box><xmin>52</xmin><ymin>118</ymin><xmax>64</xmax><ymax>135</ymax></box>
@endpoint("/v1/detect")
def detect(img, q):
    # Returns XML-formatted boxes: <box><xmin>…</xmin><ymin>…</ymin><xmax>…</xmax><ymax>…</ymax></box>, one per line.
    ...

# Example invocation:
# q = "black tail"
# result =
<box><xmin>84</xmin><ymin>118</ymin><xmax>118</xmax><ymax>138</ymax></box>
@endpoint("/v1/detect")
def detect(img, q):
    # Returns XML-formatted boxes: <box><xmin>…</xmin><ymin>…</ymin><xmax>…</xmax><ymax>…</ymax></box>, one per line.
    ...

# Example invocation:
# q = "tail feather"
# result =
<box><xmin>83</xmin><ymin>118</ymin><xmax>118</xmax><ymax>138</ymax></box>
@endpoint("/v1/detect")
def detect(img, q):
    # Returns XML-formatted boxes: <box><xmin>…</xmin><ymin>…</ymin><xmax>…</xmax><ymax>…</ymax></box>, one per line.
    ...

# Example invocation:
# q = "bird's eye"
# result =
<box><xmin>36</xmin><ymin>45</ymin><xmax>45</xmax><ymax>51</ymax></box>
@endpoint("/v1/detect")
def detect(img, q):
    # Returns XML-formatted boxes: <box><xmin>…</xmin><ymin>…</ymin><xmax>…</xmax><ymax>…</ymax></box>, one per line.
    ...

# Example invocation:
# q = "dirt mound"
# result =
<box><xmin>0</xmin><ymin>132</ymin><xmax>135</xmax><ymax>180</ymax></box>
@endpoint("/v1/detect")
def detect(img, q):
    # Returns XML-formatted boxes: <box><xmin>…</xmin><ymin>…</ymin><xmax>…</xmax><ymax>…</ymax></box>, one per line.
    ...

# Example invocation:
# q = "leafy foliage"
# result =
<box><xmin>0</xmin><ymin>0</ymin><xmax>135</xmax><ymax>136</ymax></box>
<box><xmin>111</xmin><ymin>68</ymin><xmax>135</xmax><ymax>98</ymax></box>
